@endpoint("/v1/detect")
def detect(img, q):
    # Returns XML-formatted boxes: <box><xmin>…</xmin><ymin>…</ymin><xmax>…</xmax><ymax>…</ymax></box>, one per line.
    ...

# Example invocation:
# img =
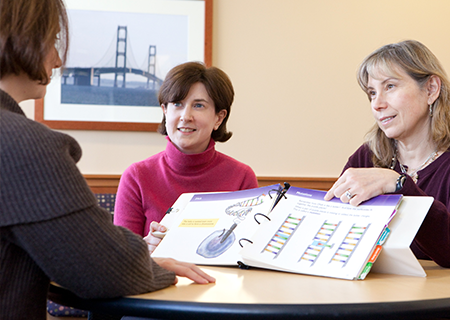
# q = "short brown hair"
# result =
<box><xmin>0</xmin><ymin>0</ymin><xmax>69</xmax><ymax>85</ymax></box>
<box><xmin>357</xmin><ymin>40</ymin><xmax>450</xmax><ymax>167</ymax></box>
<box><xmin>158</xmin><ymin>61</ymin><xmax>234</xmax><ymax>142</ymax></box>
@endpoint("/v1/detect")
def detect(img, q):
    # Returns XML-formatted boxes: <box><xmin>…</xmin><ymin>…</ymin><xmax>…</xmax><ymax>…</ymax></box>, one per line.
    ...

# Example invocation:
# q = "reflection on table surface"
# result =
<box><xmin>127</xmin><ymin>260</ymin><xmax>450</xmax><ymax>304</ymax></box>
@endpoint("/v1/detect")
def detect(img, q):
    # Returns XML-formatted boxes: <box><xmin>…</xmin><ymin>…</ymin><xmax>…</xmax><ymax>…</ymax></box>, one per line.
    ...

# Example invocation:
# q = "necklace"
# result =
<box><xmin>397</xmin><ymin>149</ymin><xmax>438</xmax><ymax>183</ymax></box>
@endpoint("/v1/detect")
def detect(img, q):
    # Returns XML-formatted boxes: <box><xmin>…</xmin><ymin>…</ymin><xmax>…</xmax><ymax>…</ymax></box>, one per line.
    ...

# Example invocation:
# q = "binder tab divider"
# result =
<box><xmin>377</xmin><ymin>228</ymin><xmax>391</xmax><ymax>245</ymax></box>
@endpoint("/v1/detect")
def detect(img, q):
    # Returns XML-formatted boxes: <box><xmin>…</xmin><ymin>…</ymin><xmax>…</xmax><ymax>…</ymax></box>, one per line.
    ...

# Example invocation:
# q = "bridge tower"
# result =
<box><xmin>147</xmin><ymin>45</ymin><xmax>157</xmax><ymax>89</ymax></box>
<box><xmin>114</xmin><ymin>26</ymin><xmax>127</xmax><ymax>88</ymax></box>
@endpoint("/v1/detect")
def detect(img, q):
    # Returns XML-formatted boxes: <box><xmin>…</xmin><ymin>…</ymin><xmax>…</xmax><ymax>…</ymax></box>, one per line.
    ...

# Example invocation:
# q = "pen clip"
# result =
<box><xmin>271</xmin><ymin>182</ymin><xmax>290</xmax><ymax>210</ymax></box>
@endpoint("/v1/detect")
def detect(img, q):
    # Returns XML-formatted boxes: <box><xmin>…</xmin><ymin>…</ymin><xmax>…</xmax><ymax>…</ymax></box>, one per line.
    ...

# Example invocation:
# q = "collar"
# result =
<box><xmin>0</xmin><ymin>89</ymin><xmax>26</xmax><ymax>116</ymax></box>
<box><xmin>164</xmin><ymin>136</ymin><xmax>216</xmax><ymax>173</ymax></box>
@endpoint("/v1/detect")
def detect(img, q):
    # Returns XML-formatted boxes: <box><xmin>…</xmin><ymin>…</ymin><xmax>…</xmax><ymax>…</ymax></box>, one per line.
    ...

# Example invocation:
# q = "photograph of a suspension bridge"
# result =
<box><xmin>61</xmin><ymin>9</ymin><xmax>188</xmax><ymax>107</ymax></box>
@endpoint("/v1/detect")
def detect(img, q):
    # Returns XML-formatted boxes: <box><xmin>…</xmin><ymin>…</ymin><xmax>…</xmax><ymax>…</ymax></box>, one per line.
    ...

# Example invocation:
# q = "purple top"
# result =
<box><xmin>114</xmin><ymin>137</ymin><xmax>258</xmax><ymax>236</ymax></box>
<box><xmin>344</xmin><ymin>144</ymin><xmax>450</xmax><ymax>267</ymax></box>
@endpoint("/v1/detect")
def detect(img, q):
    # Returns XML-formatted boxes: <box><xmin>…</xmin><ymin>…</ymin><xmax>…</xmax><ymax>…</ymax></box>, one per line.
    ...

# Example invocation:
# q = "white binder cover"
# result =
<box><xmin>372</xmin><ymin>196</ymin><xmax>434</xmax><ymax>277</ymax></box>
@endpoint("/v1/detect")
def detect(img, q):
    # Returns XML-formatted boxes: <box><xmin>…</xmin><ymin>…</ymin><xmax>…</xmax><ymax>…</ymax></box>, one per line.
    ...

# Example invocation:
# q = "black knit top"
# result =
<box><xmin>0</xmin><ymin>89</ymin><xmax>175</xmax><ymax>319</ymax></box>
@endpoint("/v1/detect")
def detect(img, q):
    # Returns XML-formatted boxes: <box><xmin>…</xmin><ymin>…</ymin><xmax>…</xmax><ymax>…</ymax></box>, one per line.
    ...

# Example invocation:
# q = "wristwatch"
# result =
<box><xmin>395</xmin><ymin>173</ymin><xmax>407</xmax><ymax>192</ymax></box>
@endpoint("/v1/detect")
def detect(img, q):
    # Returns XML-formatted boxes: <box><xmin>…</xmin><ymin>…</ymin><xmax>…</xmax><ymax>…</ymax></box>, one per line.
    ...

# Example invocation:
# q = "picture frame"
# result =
<box><xmin>35</xmin><ymin>0</ymin><xmax>212</xmax><ymax>132</ymax></box>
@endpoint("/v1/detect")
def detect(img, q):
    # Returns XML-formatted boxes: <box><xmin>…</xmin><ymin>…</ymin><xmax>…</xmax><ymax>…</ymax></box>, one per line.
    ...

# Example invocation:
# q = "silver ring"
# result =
<box><xmin>345</xmin><ymin>190</ymin><xmax>353</xmax><ymax>199</ymax></box>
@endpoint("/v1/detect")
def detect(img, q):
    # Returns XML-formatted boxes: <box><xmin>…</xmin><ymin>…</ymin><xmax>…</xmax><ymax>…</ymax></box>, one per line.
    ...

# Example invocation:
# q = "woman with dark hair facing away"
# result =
<box><xmin>325</xmin><ymin>40</ymin><xmax>450</xmax><ymax>267</ymax></box>
<box><xmin>114</xmin><ymin>61</ymin><xmax>258</xmax><ymax>253</ymax></box>
<box><xmin>0</xmin><ymin>1</ymin><xmax>214</xmax><ymax>319</ymax></box>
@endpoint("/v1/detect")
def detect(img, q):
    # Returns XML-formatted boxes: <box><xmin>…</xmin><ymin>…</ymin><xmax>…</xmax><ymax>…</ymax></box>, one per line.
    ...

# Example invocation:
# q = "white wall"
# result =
<box><xmin>23</xmin><ymin>0</ymin><xmax>450</xmax><ymax>177</ymax></box>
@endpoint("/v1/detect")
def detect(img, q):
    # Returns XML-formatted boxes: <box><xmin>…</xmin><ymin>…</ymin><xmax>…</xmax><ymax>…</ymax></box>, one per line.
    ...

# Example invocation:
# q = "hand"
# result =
<box><xmin>324</xmin><ymin>167</ymin><xmax>399</xmax><ymax>206</ymax></box>
<box><xmin>153</xmin><ymin>257</ymin><xmax>216</xmax><ymax>285</ymax></box>
<box><xmin>143</xmin><ymin>222</ymin><xmax>166</xmax><ymax>255</ymax></box>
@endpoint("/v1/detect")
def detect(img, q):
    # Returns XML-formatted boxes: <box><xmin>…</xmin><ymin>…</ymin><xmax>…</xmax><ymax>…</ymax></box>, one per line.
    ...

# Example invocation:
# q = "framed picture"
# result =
<box><xmin>35</xmin><ymin>0</ymin><xmax>212</xmax><ymax>131</ymax></box>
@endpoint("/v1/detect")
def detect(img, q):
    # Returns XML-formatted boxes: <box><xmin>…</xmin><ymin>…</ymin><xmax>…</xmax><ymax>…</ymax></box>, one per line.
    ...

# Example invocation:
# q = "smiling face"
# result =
<box><xmin>162</xmin><ymin>82</ymin><xmax>227</xmax><ymax>154</ymax></box>
<box><xmin>367</xmin><ymin>66</ymin><xmax>436</xmax><ymax>144</ymax></box>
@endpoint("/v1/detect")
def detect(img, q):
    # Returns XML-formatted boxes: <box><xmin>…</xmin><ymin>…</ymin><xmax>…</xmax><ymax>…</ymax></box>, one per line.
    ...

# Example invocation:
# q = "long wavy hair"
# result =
<box><xmin>357</xmin><ymin>40</ymin><xmax>450</xmax><ymax>167</ymax></box>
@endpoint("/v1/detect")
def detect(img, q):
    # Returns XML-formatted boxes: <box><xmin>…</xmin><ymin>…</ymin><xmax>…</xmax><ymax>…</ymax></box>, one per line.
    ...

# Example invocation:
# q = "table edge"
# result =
<box><xmin>48</xmin><ymin>284</ymin><xmax>450</xmax><ymax>319</ymax></box>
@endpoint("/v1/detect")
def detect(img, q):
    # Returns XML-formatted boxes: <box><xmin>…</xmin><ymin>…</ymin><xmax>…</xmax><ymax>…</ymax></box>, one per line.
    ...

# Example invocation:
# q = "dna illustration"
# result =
<box><xmin>196</xmin><ymin>193</ymin><xmax>267</xmax><ymax>259</ymax></box>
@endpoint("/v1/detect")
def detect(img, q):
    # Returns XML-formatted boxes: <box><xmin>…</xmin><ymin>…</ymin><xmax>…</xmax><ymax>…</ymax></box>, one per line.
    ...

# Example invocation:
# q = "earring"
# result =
<box><xmin>429</xmin><ymin>103</ymin><xmax>434</xmax><ymax>117</ymax></box>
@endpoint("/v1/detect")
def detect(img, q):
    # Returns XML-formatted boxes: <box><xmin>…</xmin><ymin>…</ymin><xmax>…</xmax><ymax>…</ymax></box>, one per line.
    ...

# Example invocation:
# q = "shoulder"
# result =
<box><xmin>119</xmin><ymin>151</ymin><xmax>167</xmax><ymax>189</ymax></box>
<box><xmin>344</xmin><ymin>144</ymin><xmax>374</xmax><ymax>170</ymax></box>
<box><xmin>441</xmin><ymin>148</ymin><xmax>450</xmax><ymax>160</ymax></box>
<box><xmin>215</xmin><ymin>151</ymin><xmax>254</xmax><ymax>172</ymax></box>
<box><xmin>1</xmin><ymin>111</ymin><xmax>82</xmax><ymax>163</ymax></box>
<box><xmin>349</xmin><ymin>144</ymin><xmax>373</xmax><ymax>163</ymax></box>
<box><xmin>214</xmin><ymin>151</ymin><xmax>257</xmax><ymax>183</ymax></box>
<box><xmin>0</xmin><ymin>111</ymin><xmax>95</xmax><ymax>226</ymax></box>
<box><xmin>123</xmin><ymin>151</ymin><xmax>166</xmax><ymax>175</ymax></box>
<box><xmin>213</xmin><ymin>151</ymin><xmax>258</xmax><ymax>189</ymax></box>
<box><xmin>434</xmin><ymin>149</ymin><xmax>450</xmax><ymax>171</ymax></box>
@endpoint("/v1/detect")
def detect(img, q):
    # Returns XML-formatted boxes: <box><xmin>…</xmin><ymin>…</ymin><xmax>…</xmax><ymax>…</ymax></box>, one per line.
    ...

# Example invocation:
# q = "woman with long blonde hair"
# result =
<box><xmin>325</xmin><ymin>40</ymin><xmax>450</xmax><ymax>267</ymax></box>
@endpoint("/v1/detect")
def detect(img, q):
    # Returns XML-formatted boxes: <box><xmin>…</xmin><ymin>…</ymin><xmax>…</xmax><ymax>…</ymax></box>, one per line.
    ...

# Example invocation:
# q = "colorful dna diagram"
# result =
<box><xmin>300</xmin><ymin>221</ymin><xmax>339</xmax><ymax>265</ymax></box>
<box><xmin>224</xmin><ymin>193</ymin><xmax>266</xmax><ymax>218</ymax></box>
<box><xmin>262</xmin><ymin>214</ymin><xmax>304</xmax><ymax>258</ymax></box>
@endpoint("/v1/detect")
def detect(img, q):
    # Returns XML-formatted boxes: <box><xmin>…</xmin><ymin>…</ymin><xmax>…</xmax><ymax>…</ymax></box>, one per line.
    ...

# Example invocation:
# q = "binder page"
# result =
<box><xmin>240</xmin><ymin>187</ymin><xmax>402</xmax><ymax>280</ymax></box>
<box><xmin>158</xmin><ymin>193</ymin><xmax>197</xmax><ymax>230</ymax></box>
<box><xmin>152</xmin><ymin>185</ymin><xmax>280</xmax><ymax>265</ymax></box>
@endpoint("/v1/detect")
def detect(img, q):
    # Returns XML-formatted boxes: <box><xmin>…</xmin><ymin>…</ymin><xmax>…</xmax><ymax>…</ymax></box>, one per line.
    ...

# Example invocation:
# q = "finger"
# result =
<box><xmin>340</xmin><ymin>190</ymin><xmax>354</xmax><ymax>204</ymax></box>
<box><xmin>324</xmin><ymin>182</ymin><xmax>340</xmax><ymax>200</ymax></box>
<box><xmin>150</xmin><ymin>221</ymin><xmax>161</xmax><ymax>232</ymax></box>
<box><xmin>153</xmin><ymin>258</ymin><xmax>215</xmax><ymax>284</ymax></box>
<box><xmin>147</xmin><ymin>244</ymin><xmax>157</xmax><ymax>255</ymax></box>
<box><xmin>324</xmin><ymin>175</ymin><xmax>347</xmax><ymax>201</ymax></box>
<box><xmin>323</xmin><ymin>188</ymin><xmax>335</xmax><ymax>201</ymax></box>
<box><xmin>349</xmin><ymin>197</ymin><xmax>361</xmax><ymax>207</ymax></box>
<box><xmin>185</xmin><ymin>264</ymin><xmax>216</xmax><ymax>283</ymax></box>
<box><xmin>175</xmin><ymin>262</ymin><xmax>215</xmax><ymax>284</ymax></box>
<box><xmin>143</xmin><ymin>234</ymin><xmax>162</xmax><ymax>246</ymax></box>
<box><xmin>178</xmin><ymin>265</ymin><xmax>216</xmax><ymax>284</ymax></box>
<box><xmin>349</xmin><ymin>188</ymin><xmax>379</xmax><ymax>207</ymax></box>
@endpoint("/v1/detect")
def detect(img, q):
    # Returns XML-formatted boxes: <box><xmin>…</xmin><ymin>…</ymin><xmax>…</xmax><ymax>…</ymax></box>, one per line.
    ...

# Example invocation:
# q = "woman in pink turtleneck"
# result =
<box><xmin>114</xmin><ymin>62</ymin><xmax>258</xmax><ymax>252</ymax></box>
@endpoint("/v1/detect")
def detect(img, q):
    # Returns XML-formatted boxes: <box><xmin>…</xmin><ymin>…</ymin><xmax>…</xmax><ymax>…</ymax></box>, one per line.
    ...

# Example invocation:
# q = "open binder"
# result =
<box><xmin>152</xmin><ymin>184</ymin><xmax>433</xmax><ymax>280</ymax></box>
<box><xmin>153</xmin><ymin>184</ymin><xmax>284</xmax><ymax>265</ymax></box>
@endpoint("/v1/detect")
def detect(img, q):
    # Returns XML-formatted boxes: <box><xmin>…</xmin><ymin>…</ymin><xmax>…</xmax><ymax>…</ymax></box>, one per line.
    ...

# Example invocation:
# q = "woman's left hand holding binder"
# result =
<box><xmin>144</xmin><ymin>221</ymin><xmax>168</xmax><ymax>254</ymax></box>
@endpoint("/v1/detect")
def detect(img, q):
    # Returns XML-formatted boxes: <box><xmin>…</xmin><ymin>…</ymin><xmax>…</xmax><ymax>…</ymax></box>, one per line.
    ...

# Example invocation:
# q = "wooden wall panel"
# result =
<box><xmin>257</xmin><ymin>177</ymin><xmax>336</xmax><ymax>191</ymax></box>
<box><xmin>84</xmin><ymin>175</ymin><xmax>337</xmax><ymax>194</ymax></box>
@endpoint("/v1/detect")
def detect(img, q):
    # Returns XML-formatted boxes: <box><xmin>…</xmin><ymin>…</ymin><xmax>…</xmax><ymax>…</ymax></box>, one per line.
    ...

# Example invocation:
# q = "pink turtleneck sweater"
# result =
<box><xmin>114</xmin><ymin>137</ymin><xmax>258</xmax><ymax>236</ymax></box>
